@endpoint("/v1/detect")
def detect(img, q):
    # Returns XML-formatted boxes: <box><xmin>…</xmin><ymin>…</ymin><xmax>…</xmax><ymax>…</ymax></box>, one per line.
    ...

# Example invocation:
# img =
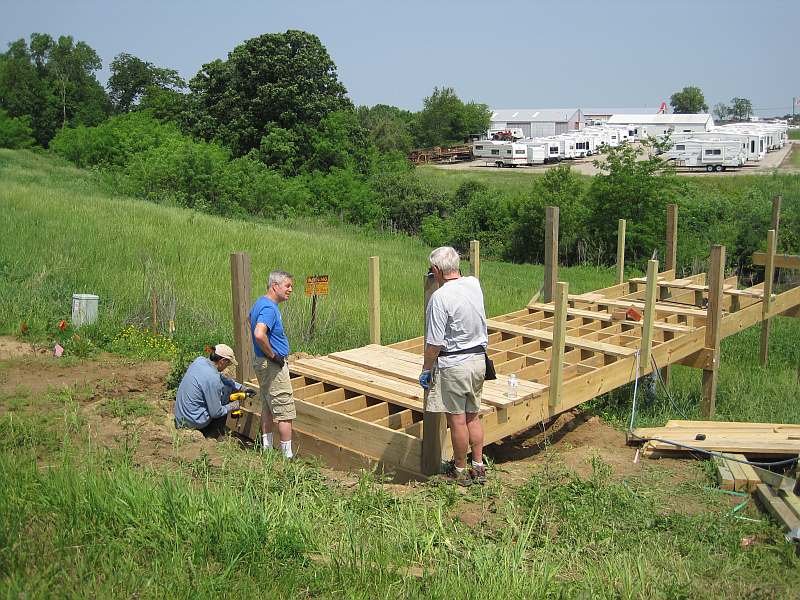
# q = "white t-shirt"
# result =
<box><xmin>425</xmin><ymin>276</ymin><xmax>488</xmax><ymax>368</ymax></box>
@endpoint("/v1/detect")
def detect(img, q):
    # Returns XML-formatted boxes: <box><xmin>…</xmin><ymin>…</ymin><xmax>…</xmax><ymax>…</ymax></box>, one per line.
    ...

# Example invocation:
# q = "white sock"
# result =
<box><xmin>455</xmin><ymin>466</ymin><xmax>467</xmax><ymax>474</ymax></box>
<box><xmin>280</xmin><ymin>440</ymin><xmax>293</xmax><ymax>459</ymax></box>
<box><xmin>262</xmin><ymin>432</ymin><xmax>273</xmax><ymax>449</ymax></box>
<box><xmin>472</xmin><ymin>461</ymin><xmax>484</xmax><ymax>468</ymax></box>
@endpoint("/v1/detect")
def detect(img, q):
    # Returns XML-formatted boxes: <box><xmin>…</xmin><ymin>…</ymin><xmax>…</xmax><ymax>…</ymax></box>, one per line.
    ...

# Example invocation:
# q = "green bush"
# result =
<box><xmin>50</xmin><ymin>111</ymin><xmax>181</xmax><ymax>168</ymax></box>
<box><xmin>0</xmin><ymin>109</ymin><xmax>35</xmax><ymax>149</ymax></box>
<box><xmin>122</xmin><ymin>136</ymin><xmax>235</xmax><ymax>214</ymax></box>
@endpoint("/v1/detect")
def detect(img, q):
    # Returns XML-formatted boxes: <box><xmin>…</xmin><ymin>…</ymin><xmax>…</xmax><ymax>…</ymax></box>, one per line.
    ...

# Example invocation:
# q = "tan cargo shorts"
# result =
<box><xmin>253</xmin><ymin>358</ymin><xmax>296</xmax><ymax>421</ymax></box>
<box><xmin>426</xmin><ymin>354</ymin><xmax>485</xmax><ymax>414</ymax></box>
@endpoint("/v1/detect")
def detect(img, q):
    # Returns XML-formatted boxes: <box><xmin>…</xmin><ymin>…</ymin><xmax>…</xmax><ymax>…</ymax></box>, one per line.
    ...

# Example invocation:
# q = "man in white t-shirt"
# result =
<box><xmin>419</xmin><ymin>246</ymin><xmax>488</xmax><ymax>486</ymax></box>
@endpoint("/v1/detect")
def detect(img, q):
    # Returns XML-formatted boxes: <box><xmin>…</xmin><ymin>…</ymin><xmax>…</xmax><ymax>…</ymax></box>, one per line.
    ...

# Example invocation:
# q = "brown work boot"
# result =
<box><xmin>469</xmin><ymin>463</ymin><xmax>487</xmax><ymax>485</ymax></box>
<box><xmin>442</xmin><ymin>460</ymin><xmax>473</xmax><ymax>487</ymax></box>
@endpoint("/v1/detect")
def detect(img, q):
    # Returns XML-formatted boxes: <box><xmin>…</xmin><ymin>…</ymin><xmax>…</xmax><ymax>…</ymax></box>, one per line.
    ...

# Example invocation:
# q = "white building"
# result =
<box><xmin>606</xmin><ymin>114</ymin><xmax>714</xmax><ymax>140</ymax></box>
<box><xmin>489</xmin><ymin>108</ymin><xmax>584</xmax><ymax>138</ymax></box>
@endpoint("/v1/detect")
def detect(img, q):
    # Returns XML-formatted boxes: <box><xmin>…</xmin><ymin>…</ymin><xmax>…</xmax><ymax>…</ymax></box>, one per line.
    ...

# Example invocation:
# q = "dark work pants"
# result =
<box><xmin>200</xmin><ymin>415</ymin><xmax>228</xmax><ymax>439</ymax></box>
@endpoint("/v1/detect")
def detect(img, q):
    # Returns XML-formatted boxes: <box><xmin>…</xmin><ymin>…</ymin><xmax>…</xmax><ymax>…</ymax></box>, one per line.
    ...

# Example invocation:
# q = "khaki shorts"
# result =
<box><xmin>426</xmin><ymin>355</ymin><xmax>485</xmax><ymax>414</ymax></box>
<box><xmin>253</xmin><ymin>358</ymin><xmax>296</xmax><ymax>421</ymax></box>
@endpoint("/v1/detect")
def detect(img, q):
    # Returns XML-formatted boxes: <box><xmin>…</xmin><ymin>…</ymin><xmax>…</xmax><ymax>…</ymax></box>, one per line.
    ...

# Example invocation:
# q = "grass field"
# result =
<box><xmin>2</xmin><ymin>149</ymin><xmax>800</xmax><ymax>597</ymax></box>
<box><xmin>0</xmin><ymin>149</ymin><xmax>616</xmax><ymax>355</ymax></box>
<box><xmin>789</xmin><ymin>129</ymin><xmax>800</xmax><ymax>141</ymax></box>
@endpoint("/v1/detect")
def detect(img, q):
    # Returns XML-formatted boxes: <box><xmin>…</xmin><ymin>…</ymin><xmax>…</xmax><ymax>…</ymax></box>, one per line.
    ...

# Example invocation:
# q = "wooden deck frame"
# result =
<box><xmin>229</xmin><ymin>211</ymin><xmax>800</xmax><ymax>479</ymax></box>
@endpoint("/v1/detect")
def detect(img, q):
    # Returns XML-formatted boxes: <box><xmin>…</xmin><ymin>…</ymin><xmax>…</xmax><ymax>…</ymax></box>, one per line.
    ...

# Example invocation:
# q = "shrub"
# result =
<box><xmin>0</xmin><ymin>109</ymin><xmax>35</xmax><ymax>149</ymax></box>
<box><xmin>123</xmin><ymin>136</ymin><xmax>235</xmax><ymax>214</ymax></box>
<box><xmin>50</xmin><ymin>112</ymin><xmax>181</xmax><ymax>168</ymax></box>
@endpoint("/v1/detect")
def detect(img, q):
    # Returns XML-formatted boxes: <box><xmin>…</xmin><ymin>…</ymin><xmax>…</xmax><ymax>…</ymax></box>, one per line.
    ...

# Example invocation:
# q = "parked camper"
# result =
<box><xmin>472</xmin><ymin>141</ymin><xmax>528</xmax><ymax>167</ymax></box>
<box><xmin>664</xmin><ymin>139</ymin><xmax>746</xmax><ymax>172</ymax></box>
<box><xmin>522</xmin><ymin>142</ymin><xmax>547</xmax><ymax>165</ymax></box>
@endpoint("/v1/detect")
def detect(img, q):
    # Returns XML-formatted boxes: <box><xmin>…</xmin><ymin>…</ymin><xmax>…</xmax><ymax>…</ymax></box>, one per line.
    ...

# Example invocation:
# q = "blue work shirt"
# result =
<box><xmin>250</xmin><ymin>296</ymin><xmax>290</xmax><ymax>358</ymax></box>
<box><xmin>174</xmin><ymin>357</ymin><xmax>241</xmax><ymax>429</ymax></box>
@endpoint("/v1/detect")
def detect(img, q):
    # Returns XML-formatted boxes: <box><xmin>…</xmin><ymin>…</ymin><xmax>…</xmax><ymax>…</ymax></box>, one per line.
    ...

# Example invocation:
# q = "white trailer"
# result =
<box><xmin>522</xmin><ymin>142</ymin><xmax>547</xmax><ymax>165</ymax></box>
<box><xmin>472</xmin><ymin>141</ymin><xmax>528</xmax><ymax>167</ymax></box>
<box><xmin>670</xmin><ymin>131</ymin><xmax>764</xmax><ymax>163</ymax></box>
<box><xmin>663</xmin><ymin>139</ymin><xmax>746</xmax><ymax>172</ymax></box>
<box><xmin>563</xmin><ymin>133</ymin><xmax>596</xmax><ymax>157</ymax></box>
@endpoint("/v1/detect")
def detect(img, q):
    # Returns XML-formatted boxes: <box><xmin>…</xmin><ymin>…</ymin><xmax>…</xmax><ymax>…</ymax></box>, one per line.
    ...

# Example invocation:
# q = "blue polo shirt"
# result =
<box><xmin>250</xmin><ymin>296</ymin><xmax>290</xmax><ymax>358</ymax></box>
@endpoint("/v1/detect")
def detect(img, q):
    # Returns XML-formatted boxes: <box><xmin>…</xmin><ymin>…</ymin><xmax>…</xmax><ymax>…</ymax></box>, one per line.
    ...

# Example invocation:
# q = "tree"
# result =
<box><xmin>412</xmin><ymin>87</ymin><xmax>490</xmax><ymax>148</ymax></box>
<box><xmin>108</xmin><ymin>53</ymin><xmax>185</xmax><ymax>113</ymax></box>
<box><xmin>0</xmin><ymin>33</ymin><xmax>108</xmax><ymax>145</ymax></box>
<box><xmin>729</xmin><ymin>97</ymin><xmax>753</xmax><ymax>121</ymax></box>
<box><xmin>669</xmin><ymin>86</ymin><xmax>708</xmax><ymax>114</ymax></box>
<box><xmin>712</xmin><ymin>102</ymin><xmax>730</xmax><ymax>122</ymax></box>
<box><xmin>187</xmin><ymin>30</ymin><xmax>351</xmax><ymax>158</ymax></box>
<box><xmin>356</xmin><ymin>104</ymin><xmax>414</xmax><ymax>153</ymax></box>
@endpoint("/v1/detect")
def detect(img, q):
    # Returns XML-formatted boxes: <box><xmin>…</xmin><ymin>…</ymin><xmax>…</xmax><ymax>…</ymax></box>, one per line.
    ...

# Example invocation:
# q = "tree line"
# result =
<box><xmin>0</xmin><ymin>30</ymin><xmax>489</xmax><ymax>155</ymax></box>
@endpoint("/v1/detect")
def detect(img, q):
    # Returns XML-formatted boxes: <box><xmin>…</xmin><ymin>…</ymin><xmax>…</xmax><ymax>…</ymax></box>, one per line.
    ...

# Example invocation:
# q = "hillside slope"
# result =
<box><xmin>0</xmin><ymin>150</ymin><xmax>614</xmax><ymax>353</ymax></box>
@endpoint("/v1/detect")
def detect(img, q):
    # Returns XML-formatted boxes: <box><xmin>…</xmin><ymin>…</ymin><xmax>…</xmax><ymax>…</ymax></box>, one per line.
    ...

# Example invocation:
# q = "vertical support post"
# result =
<box><xmin>230</xmin><ymin>252</ymin><xmax>255</xmax><ymax>384</ymax></box>
<box><xmin>469</xmin><ymin>240</ymin><xmax>480</xmax><ymax>279</ymax></box>
<box><xmin>368</xmin><ymin>256</ymin><xmax>381</xmax><ymax>345</ymax></box>
<box><xmin>544</xmin><ymin>206</ymin><xmax>559</xmax><ymax>303</ymax></box>
<box><xmin>422</xmin><ymin>273</ymin><xmax>445</xmax><ymax>476</ymax></box>
<box><xmin>640</xmin><ymin>259</ymin><xmax>659</xmax><ymax>369</ymax></box>
<box><xmin>616</xmin><ymin>219</ymin><xmax>626</xmax><ymax>285</ymax></box>
<box><xmin>662</xmin><ymin>204</ymin><xmax>678</xmax><ymax>387</ymax></box>
<box><xmin>549</xmin><ymin>281</ymin><xmax>568</xmax><ymax>410</ymax></box>
<box><xmin>701</xmin><ymin>245</ymin><xmax>725</xmax><ymax>418</ymax></box>
<box><xmin>771</xmin><ymin>195</ymin><xmax>782</xmax><ymax>238</ymax></box>
<box><xmin>665</xmin><ymin>204</ymin><xmax>678</xmax><ymax>274</ymax></box>
<box><xmin>150</xmin><ymin>288</ymin><xmax>158</xmax><ymax>333</ymax></box>
<box><xmin>759</xmin><ymin>229</ymin><xmax>777</xmax><ymax>366</ymax></box>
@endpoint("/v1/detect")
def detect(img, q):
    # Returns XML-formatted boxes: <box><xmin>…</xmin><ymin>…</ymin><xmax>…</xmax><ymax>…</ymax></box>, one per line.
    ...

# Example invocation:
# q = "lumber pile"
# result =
<box><xmin>630</xmin><ymin>420</ymin><xmax>800</xmax><ymax>457</ymax></box>
<box><xmin>630</xmin><ymin>419</ymin><xmax>800</xmax><ymax>539</ymax></box>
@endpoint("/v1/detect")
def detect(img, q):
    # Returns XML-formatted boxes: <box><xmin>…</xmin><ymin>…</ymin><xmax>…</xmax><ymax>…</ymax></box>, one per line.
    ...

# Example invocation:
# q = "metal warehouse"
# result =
<box><xmin>489</xmin><ymin>108</ymin><xmax>584</xmax><ymax>138</ymax></box>
<box><xmin>606</xmin><ymin>113</ymin><xmax>715</xmax><ymax>139</ymax></box>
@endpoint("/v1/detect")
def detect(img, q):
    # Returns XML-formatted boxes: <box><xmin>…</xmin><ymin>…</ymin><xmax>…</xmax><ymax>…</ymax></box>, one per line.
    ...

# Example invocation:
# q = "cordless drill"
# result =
<box><xmin>229</xmin><ymin>388</ymin><xmax>256</xmax><ymax>418</ymax></box>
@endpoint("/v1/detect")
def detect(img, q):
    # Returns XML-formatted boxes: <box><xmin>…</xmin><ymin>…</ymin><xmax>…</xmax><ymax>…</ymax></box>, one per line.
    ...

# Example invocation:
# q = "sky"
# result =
<box><xmin>1</xmin><ymin>0</ymin><xmax>798</xmax><ymax>116</ymax></box>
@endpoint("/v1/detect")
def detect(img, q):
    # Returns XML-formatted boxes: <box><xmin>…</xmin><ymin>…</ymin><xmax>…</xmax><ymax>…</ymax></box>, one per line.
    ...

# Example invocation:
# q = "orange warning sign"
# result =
<box><xmin>305</xmin><ymin>275</ymin><xmax>329</xmax><ymax>296</ymax></box>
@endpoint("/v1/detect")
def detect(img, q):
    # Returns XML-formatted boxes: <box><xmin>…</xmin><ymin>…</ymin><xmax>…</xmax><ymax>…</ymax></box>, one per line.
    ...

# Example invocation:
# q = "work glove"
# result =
<box><xmin>227</xmin><ymin>400</ymin><xmax>241</xmax><ymax>413</ymax></box>
<box><xmin>244</xmin><ymin>388</ymin><xmax>257</xmax><ymax>398</ymax></box>
<box><xmin>270</xmin><ymin>354</ymin><xmax>286</xmax><ymax>368</ymax></box>
<box><xmin>419</xmin><ymin>370</ymin><xmax>432</xmax><ymax>390</ymax></box>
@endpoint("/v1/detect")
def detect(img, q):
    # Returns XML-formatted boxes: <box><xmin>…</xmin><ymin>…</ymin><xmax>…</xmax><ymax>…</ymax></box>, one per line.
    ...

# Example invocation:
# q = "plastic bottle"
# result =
<box><xmin>507</xmin><ymin>373</ymin><xmax>518</xmax><ymax>399</ymax></box>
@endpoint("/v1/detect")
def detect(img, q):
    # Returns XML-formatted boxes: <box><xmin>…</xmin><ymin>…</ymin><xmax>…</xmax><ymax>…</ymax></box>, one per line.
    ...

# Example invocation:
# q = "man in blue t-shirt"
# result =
<box><xmin>250</xmin><ymin>270</ymin><xmax>296</xmax><ymax>458</ymax></box>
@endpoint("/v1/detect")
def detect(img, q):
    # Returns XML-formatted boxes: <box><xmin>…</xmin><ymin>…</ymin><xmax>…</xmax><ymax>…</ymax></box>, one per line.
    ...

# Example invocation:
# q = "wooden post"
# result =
<box><xmin>150</xmin><ymin>288</ymin><xmax>158</xmax><ymax>333</ymax></box>
<box><xmin>666</xmin><ymin>204</ymin><xmax>678</xmax><ymax>274</ymax></box>
<box><xmin>230</xmin><ymin>252</ymin><xmax>255</xmax><ymax>384</ymax></box>
<box><xmin>368</xmin><ymin>256</ymin><xmax>381</xmax><ymax>345</ymax></box>
<box><xmin>640</xmin><ymin>259</ymin><xmax>659</xmax><ymax>368</ymax></box>
<box><xmin>771</xmin><ymin>195</ymin><xmax>782</xmax><ymax>238</ymax></box>
<box><xmin>616</xmin><ymin>219</ymin><xmax>626</xmax><ymax>285</ymax></box>
<box><xmin>544</xmin><ymin>206</ymin><xmax>559</xmax><ymax>303</ymax></box>
<box><xmin>759</xmin><ymin>229</ymin><xmax>777</xmax><ymax>366</ymax></box>
<box><xmin>549</xmin><ymin>281</ymin><xmax>568</xmax><ymax>410</ymax></box>
<box><xmin>701</xmin><ymin>245</ymin><xmax>725</xmax><ymax>418</ymax></box>
<box><xmin>662</xmin><ymin>204</ymin><xmax>678</xmax><ymax>387</ymax></box>
<box><xmin>469</xmin><ymin>240</ymin><xmax>480</xmax><ymax>279</ymax></box>
<box><xmin>421</xmin><ymin>273</ymin><xmax>445</xmax><ymax>476</ymax></box>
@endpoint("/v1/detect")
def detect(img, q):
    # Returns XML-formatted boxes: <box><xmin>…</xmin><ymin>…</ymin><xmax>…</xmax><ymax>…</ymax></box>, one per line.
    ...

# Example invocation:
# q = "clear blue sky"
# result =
<box><xmin>2</xmin><ymin>0</ymin><xmax>797</xmax><ymax>116</ymax></box>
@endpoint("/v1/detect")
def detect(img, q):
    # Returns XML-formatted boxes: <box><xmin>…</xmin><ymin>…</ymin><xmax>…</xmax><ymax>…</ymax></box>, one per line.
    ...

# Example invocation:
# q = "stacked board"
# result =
<box><xmin>631</xmin><ymin>420</ymin><xmax>800</xmax><ymax>457</ymax></box>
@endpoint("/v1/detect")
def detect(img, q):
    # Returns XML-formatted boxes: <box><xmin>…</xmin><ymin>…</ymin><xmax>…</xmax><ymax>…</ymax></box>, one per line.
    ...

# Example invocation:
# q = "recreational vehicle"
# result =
<box><xmin>472</xmin><ymin>141</ymin><xmax>528</xmax><ymax>167</ymax></box>
<box><xmin>663</xmin><ymin>139</ymin><xmax>746</xmax><ymax>172</ymax></box>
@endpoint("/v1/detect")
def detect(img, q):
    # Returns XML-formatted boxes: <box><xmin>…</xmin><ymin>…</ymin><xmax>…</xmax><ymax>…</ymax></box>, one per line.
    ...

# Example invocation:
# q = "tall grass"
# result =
<box><xmin>1</xmin><ymin>391</ymin><xmax>799</xmax><ymax>598</ymax></box>
<box><xmin>0</xmin><ymin>149</ymin><xmax>614</xmax><ymax>354</ymax></box>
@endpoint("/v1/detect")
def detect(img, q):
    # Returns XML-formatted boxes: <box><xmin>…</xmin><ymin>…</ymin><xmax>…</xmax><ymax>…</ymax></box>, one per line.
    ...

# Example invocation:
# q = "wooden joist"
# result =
<box><xmin>752</xmin><ymin>251</ymin><xmax>800</xmax><ymax>270</ymax></box>
<box><xmin>486</xmin><ymin>318</ymin><xmax>637</xmax><ymax>357</ymax></box>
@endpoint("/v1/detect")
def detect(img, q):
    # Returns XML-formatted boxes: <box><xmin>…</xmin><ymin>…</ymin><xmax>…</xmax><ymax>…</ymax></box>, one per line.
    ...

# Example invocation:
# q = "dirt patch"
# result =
<box><xmin>0</xmin><ymin>337</ymin><xmax>45</xmax><ymax>360</ymax></box>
